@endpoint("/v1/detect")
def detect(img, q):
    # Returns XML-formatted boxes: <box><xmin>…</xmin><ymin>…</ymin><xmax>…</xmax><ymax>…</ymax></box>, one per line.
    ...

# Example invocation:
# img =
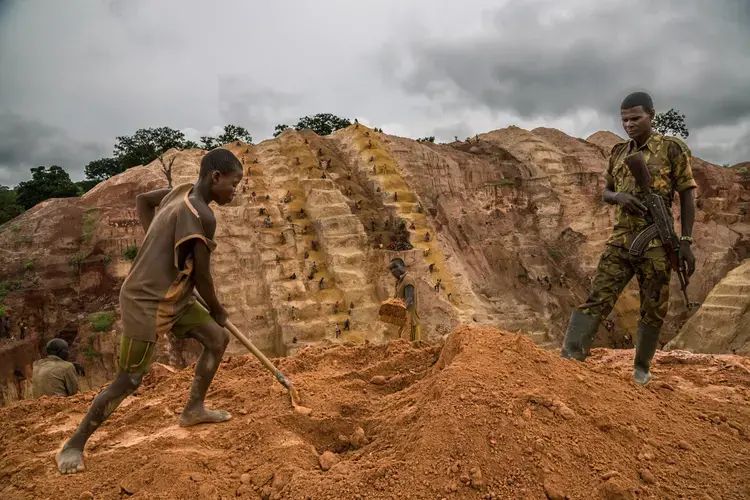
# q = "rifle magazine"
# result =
<box><xmin>629</xmin><ymin>224</ymin><xmax>660</xmax><ymax>257</ymax></box>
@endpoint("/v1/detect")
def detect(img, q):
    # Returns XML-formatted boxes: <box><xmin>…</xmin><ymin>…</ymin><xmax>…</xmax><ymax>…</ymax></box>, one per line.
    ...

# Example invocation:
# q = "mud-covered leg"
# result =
<box><xmin>56</xmin><ymin>371</ymin><xmax>143</xmax><ymax>474</ymax></box>
<box><xmin>179</xmin><ymin>321</ymin><xmax>232</xmax><ymax>426</ymax></box>
<box><xmin>633</xmin><ymin>248</ymin><xmax>671</xmax><ymax>386</ymax></box>
<box><xmin>561</xmin><ymin>246</ymin><xmax>634</xmax><ymax>361</ymax></box>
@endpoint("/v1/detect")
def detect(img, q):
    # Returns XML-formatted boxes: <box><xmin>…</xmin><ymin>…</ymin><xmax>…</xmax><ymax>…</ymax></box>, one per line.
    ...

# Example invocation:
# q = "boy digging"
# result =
<box><xmin>56</xmin><ymin>149</ymin><xmax>243</xmax><ymax>474</ymax></box>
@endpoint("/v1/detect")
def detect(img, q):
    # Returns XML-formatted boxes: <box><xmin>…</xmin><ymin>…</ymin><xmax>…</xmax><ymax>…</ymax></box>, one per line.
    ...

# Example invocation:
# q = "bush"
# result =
<box><xmin>10</xmin><ymin>224</ymin><xmax>20</xmax><ymax>233</ymax></box>
<box><xmin>82</xmin><ymin>207</ymin><xmax>99</xmax><ymax>243</ymax></box>
<box><xmin>23</xmin><ymin>260</ymin><xmax>34</xmax><ymax>270</ymax></box>
<box><xmin>69</xmin><ymin>252</ymin><xmax>87</xmax><ymax>267</ymax></box>
<box><xmin>123</xmin><ymin>245</ymin><xmax>138</xmax><ymax>261</ymax></box>
<box><xmin>82</xmin><ymin>336</ymin><xmax>101</xmax><ymax>360</ymax></box>
<box><xmin>0</xmin><ymin>280</ymin><xmax>22</xmax><ymax>300</ymax></box>
<box><xmin>0</xmin><ymin>304</ymin><xmax>6</xmax><ymax>318</ymax></box>
<box><xmin>88</xmin><ymin>311</ymin><xmax>116</xmax><ymax>332</ymax></box>
<box><xmin>548</xmin><ymin>249</ymin><xmax>562</xmax><ymax>261</ymax></box>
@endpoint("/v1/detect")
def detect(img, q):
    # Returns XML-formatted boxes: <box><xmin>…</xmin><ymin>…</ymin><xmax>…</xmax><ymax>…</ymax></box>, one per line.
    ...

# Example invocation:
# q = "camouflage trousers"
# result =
<box><xmin>578</xmin><ymin>245</ymin><xmax>672</xmax><ymax>329</ymax></box>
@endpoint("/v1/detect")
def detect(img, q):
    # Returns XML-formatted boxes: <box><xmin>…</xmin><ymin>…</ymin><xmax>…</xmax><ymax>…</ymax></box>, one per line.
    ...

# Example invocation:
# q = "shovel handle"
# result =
<box><xmin>192</xmin><ymin>293</ymin><xmax>290</xmax><ymax>387</ymax></box>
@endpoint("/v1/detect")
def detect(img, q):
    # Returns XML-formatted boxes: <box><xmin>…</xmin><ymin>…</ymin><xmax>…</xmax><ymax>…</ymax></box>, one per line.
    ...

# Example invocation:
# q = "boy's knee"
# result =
<box><xmin>111</xmin><ymin>371</ymin><xmax>143</xmax><ymax>393</ymax></box>
<box><xmin>218</xmin><ymin>328</ymin><xmax>230</xmax><ymax>350</ymax></box>
<box><xmin>205</xmin><ymin>326</ymin><xmax>229</xmax><ymax>353</ymax></box>
<box><xmin>127</xmin><ymin>372</ymin><xmax>144</xmax><ymax>389</ymax></box>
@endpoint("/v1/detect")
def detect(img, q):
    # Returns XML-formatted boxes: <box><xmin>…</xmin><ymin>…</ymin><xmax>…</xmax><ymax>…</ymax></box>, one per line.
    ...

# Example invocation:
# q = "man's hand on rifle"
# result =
<box><xmin>679</xmin><ymin>241</ymin><xmax>696</xmax><ymax>276</ymax></box>
<box><xmin>614</xmin><ymin>192</ymin><xmax>648</xmax><ymax>217</ymax></box>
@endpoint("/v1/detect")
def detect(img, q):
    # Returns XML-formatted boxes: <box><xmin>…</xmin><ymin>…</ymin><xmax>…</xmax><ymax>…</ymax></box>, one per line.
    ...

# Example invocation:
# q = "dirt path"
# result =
<box><xmin>1</xmin><ymin>325</ymin><xmax>749</xmax><ymax>499</ymax></box>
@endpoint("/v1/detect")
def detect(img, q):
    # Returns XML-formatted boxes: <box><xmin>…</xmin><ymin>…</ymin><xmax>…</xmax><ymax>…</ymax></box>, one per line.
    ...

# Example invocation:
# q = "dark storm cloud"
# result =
<box><xmin>1</xmin><ymin>0</ymin><xmax>747</xmax><ymax>184</ymax></box>
<box><xmin>385</xmin><ymin>0</ymin><xmax>750</xmax><ymax>131</ymax></box>
<box><xmin>0</xmin><ymin>113</ymin><xmax>110</xmax><ymax>186</ymax></box>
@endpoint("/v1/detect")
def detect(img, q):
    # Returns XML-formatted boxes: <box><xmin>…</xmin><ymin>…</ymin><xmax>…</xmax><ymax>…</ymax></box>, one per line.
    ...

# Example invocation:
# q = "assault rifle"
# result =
<box><xmin>623</xmin><ymin>153</ymin><xmax>696</xmax><ymax>310</ymax></box>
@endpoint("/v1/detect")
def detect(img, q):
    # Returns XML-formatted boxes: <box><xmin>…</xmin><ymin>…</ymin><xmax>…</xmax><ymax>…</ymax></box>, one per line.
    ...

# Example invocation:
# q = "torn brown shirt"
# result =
<box><xmin>32</xmin><ymin>356</ymin><xmax>79</xmax><ymax>398</ymax></box>
<box><xmin>120</xmin><ymin>183</ymin><xmax>217</xmax><ymax>342</ymax></box>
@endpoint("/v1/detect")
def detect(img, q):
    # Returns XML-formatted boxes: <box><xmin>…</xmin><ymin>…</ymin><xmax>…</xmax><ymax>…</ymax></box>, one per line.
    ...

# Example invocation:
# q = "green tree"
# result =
<box><xmin>417</xmin><ymin>136</ymin><xmax>435</xmax><ymax>143</ymax></box>
<box><xmin>199</xmin><ymin>125</ymin><xmax>253</xmax><ymax>150</ymax></box>
<box><xmin>114</xmin><ymin>127</ymin><xmax>187</xmax><ymax>169</ymax></box>
<box><xmin>652</xmin><ymin>109</ymin><xmax>689</xmax><ymax>139</ymax></box>
<box><xmin>294</xmin><ymin>113</ymin><xmax>351</xmax><ymax>136</ymax></box>
<box><xmin>15</xmin><ymin>166</ymin><xmax>79</xmax><ymax>210</ymax></box>
<box><xmin>84</xmin><ymin>157</ymin><xmax>124</xmax><ymax>182</ymax></box>
<box><xmin>182</xmin><ymin>140</ymin><xmax>200</xmax><ymax>149</ymax></box>
<box><xmin>273</xmin><ymin>124</ymin><xmax>290</xmax><ymax>137</ymax></box>
<box><xmin>0</xmin><ymin>186</ymin><xmax>24</xmax><ymax>224</ymax></box>
<box><xmin>215</xmin><ymin>124</ymin><xmax>252</xmax><ymax>145</ymax></box>
<box><xmin>76</xmin><ymin>180</ymin><xmax>99</xmax><ymax>194</ymax></box>
<box><xmin>199</xmin><ymin>135</ymin><xmax>219</xmax><ymax>150</ymax></box>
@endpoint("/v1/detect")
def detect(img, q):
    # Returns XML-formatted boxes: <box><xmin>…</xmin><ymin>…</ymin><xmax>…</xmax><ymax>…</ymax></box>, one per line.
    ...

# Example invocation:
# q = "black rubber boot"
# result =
<box><xmin>633</xmin><ymin>322</ymin><xmax>661</xmax><ymax>386</ymax></box>
<box><xmin>560</xmin><ymin>311</ymin><xmax>601</xmax><ymax>361</ymax></box>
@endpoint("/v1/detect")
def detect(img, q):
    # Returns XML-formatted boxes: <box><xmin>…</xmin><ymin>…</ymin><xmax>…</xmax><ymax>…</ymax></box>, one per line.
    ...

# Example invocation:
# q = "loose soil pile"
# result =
<box><xmin>1</xmin><ymin>325</ymin><xmax>749</xmax><ymax>499</ymax></box>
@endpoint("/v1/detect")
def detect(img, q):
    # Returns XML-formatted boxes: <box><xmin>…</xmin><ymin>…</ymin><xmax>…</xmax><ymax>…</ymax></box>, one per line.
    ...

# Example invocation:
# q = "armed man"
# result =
<box><xmin>560</xmin><ymin>91</ymin><xmax>697</xmax><ymax>386</ymax></box>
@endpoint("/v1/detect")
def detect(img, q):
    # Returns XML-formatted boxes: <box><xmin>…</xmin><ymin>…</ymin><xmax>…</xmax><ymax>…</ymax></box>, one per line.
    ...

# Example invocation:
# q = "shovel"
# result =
<box><xmin>193</xmin><ymin>292</ymin><xmax>311</xmax><ymax>415</ymax></box>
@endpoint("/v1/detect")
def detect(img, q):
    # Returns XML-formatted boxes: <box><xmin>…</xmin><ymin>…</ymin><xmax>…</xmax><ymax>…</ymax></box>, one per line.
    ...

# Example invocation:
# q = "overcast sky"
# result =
<box><xmin>1</xmin><ymin>0</ymin><xmax>749</xmax><ymax>186</ymax></box>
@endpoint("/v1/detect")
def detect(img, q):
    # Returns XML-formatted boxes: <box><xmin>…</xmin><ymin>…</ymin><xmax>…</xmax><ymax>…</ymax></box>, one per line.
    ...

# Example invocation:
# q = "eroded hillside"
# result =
<box><xmin>0</xmin><ymin>124</ymin><xmax>748</xmax><ymax>405</ymax></box>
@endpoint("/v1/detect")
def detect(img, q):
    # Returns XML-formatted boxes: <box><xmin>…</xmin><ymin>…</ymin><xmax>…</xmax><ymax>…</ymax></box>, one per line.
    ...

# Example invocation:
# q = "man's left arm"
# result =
<box><xmin>670</xmin><ymin>141</ymin><xmax>698</xmax><ymax>276</ymax></box>
<box><xmin>404</xmin><ymin>285</ymin><xmax>415</xmax><ymax>311</ymax></box>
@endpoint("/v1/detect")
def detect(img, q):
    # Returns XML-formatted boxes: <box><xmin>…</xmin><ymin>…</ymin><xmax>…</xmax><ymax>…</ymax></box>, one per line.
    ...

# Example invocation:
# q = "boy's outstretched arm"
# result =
<box><xmin>192</xmin><ymin>239</ymin><xmax>227</xmax><ymax>327</ymax></box>
<box><xmin>136</xmin><ymin>188</ymin><xmax>172</xmax><ymax>231</ymax></box>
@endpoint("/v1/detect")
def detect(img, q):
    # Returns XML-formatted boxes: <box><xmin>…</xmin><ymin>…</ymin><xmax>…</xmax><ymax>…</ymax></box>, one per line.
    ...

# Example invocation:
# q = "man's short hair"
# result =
<box><xmin>45</xmin><ymin>338</ymin><xmax>68</xmax><ymax>355</ymax></box>
<box><xmin>199</xmin><ymin>149</ymin><xmax>242</xmax><ymax>178</ymax></box>
<box><xmin>389</xmin><ymin>258</ymin><xmax>405</xmax><ymax>268</ymax></box>
<box><xmin>621</xmin><ymin>92</ymin><xmax>654</xmax><ymax>111</ymax></box>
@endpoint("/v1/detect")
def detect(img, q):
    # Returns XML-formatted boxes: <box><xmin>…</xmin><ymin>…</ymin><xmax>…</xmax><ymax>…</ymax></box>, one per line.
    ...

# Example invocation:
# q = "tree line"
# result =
<box><xmin>0</xmin><ymin>110</ymin><xmax>695</xmax><ymax>226</ymax></box>
<box><xmin>0</xmin><ymin>113</ymin><xmax>359</xmax><ymax>224</ymax></box>
<box><xmin>0</xmin><ymin>124</ymin><xmax>253</xmax><ymax>224</ymax></box>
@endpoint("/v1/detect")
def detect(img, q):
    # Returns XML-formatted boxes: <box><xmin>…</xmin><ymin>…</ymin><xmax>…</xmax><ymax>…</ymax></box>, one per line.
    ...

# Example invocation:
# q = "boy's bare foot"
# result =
<box><xmin>56</xmin><ymin>446</ymin><xmax>85</xmax><ymax>474</ymax></box>
<box><xmin>179</xmin><ymin>408</ymin><xmax>232</xmax><ymax>427</ymax></box>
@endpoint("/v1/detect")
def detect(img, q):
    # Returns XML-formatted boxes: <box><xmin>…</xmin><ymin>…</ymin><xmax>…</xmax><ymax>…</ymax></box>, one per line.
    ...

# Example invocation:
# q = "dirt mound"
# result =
<box><xmin>585</xmin><ymin>131</ymin><xmax>624</xmax><ymax>152</ymax></box>
<box><xmin>1</xmin><ymin>325</ymin><xmax>749</xmax><ymax>499</ymax></box>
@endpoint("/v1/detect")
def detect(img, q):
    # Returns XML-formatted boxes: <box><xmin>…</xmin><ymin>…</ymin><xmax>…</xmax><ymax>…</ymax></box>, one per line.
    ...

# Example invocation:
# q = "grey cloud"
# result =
<box><xmin>433</xmin><ymin>122</ymin><xmax>474</xmax><ymax>142</ymax></box>
<box><xmin>693</xmin><ymin>128</ymin><xmax>750</xmax><ymax>167</ymax></box>
<box><xmin>0</xmin><ymin>113</ymin><xmax>109</xmax><ymax>186</ymax></box>
<box><xmin>217</xmin><ymin>76</ymin><xmax>303</xmax><ymax>140</ymax></box>
<box><xmin>385</xmin><ymin>0</ymin><xmax>750</xmax><ymax>132</ymax></box>
<box><xmin>1</xmin><ymin>0</ymin><xmax>747</xmax><ymax>180</ymax></box>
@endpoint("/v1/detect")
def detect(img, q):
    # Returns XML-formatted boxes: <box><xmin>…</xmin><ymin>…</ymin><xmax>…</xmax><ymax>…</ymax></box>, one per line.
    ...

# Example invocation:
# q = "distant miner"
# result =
<box><xmin>32</xmin><ymin>339</ymin><xmax>81</xmax><ymax>398</ymax></box>
<box><xmin>389</xmin><ymin>258</ymin><xmax>421</xmax><ymax>341</ymax></box>
<box><xmin>55</xmin><ymin>149</ymin><xmax>242</xmax><ymax>475</ymax></box>
<box><xmin>560</xmin><ymin>91</ymin><xmax>697</xmax><ymax>386</ymax></box>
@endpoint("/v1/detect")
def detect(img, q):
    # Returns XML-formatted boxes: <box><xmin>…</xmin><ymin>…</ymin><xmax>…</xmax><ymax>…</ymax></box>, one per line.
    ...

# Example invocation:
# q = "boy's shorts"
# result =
<box><xmin>118</xmin><ymin>302</ymin><xmax>213</xmax><ymax>374</ymax></box>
